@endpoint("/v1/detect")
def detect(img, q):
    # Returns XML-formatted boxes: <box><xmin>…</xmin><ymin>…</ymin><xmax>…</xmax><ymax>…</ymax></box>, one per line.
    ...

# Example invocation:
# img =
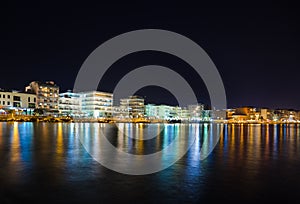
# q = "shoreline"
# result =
<box><xmin>0</xmin><ymin>116</ymin><xmax>299</xmax><ymax>125</ymax></box>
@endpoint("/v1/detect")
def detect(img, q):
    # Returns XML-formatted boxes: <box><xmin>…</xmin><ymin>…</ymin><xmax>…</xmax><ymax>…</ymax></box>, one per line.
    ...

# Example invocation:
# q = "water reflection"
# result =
<box><xmin>0</xmin><ymin>122</ymin><xmax>300</xmax><ymax>202</ymax></box>
<box><xmin>56</xmin><ymin>123</ymin><xmax>64</xmax><ymax>155</ymax></box>
<box><xmin>11</xmin><ymin>122</ymin><xmax>20</xmax><ymax>163</ymax></box>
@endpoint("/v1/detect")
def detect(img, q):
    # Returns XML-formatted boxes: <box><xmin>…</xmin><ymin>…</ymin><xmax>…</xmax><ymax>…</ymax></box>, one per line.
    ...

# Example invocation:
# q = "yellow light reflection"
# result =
<box><xmin>56</xmin><ymin>123</ymin><xmax>64</xmax><ymax>154</ymax></box>
<box><xmin>11</xmin><ymin>122</ymin><xmax>20</xmax><ymax>162</ymax></box>
<box><xmin>265</xmin><ymin>125</ymin><xmax>269</xmax><ymax>145</ymax></box>
<box><xmin>136</xmin><ymin>124</ymin><xmax>144</xmax><ymax>154</ymax></box>
<box><xmin>229</xmin><ymin>124</ymin><xmax>235</xmax><ymax>158</ymax></box>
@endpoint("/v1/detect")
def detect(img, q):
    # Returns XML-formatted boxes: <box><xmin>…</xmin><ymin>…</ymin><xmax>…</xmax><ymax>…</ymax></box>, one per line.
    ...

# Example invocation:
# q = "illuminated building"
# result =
<box><xmin>226</xmin><ymin>109</ymin><xmax>235</xmax><ymax>119</ymax></box>
<box><xmin>0</xmin><ymin>89</ymin><xmax>36</xmax><ymax>115</ymax></box>
<box><xmin>58</xmin><ymin>91</ymin><xmax>82</xmax><ymax>117</ymax></box>
<box><xmin>230</xmin><ymin>107</ymin><xmax>258</xmax><ymax>122</ymax></box>
<box><xmin>120</xmin><ymin>96</ymin><xmax>144</xmax><ymax>118</ymax></box>
<box><xmin>201</xmin><ymin>110</ymin><xmax>211</xmax><ymax>121</ymax></box>
<box><xmin>188</xmin><ymin>104</ymin><xmax>204</xmax><ymax>121</ymax></box>
<box><xmin>113</xmin><ymin>106</ymin><xmax>128</xmax><ymax>119</ymax></box>
<box><xmin>211</xmin><ymin>109</ymin><xmax>227</xmax><ymax>120</ymax></box>
<box><xmin>275</xmin><ymin>109</ymin><xmax>298</xmax><ymax>122</ymax></box>
<box><xmin>80</xmin><ymin>91</ymin><xmax>113</xmax><ymax>118</ymax></box>
<box><xmin>144</xmin><ymin>104</ymin><xmax>182</xmax><ymax>120</ymax></box>
<box><xmin>260</xmin><ymin>109</ymin><xmax>268</xmax><ymax>120</ymax></box>
<box><xmin>180</xmin><ymin>107</ymin><xmax>190</xmax><ymax>121</ymax></box>
<box><xmin>156</xmin><ymin>105</ymin><xmax>174</xmax><ymax>120</ymax></box>
<box><xmin>25</xmin><ymin>81</ymin><xmax>59</xmax><ymax>112</ymax></box>
<box><xmin>145</xmin><ymin>104</ymin><xmax>208</xmax><ymax>121</ymax></box>
<box><xmin>144</xmin><ymin>104</ymin><xmax>159</xmax><ymax>119</ymax></box>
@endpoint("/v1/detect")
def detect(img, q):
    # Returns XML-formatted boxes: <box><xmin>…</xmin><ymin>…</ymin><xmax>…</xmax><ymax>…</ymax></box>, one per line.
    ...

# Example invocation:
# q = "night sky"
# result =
<box><xmin>1</xmin><ymin>3</ymin><xmax>300</xmax><ymax>109</ymax></box>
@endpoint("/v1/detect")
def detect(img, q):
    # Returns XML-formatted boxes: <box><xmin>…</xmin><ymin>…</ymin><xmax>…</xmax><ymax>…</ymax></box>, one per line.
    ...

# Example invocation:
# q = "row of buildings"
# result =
<box><xmin>0</xmin><ymin>81</ymin><xmax>300</xmax><ymax>122</ymax></box>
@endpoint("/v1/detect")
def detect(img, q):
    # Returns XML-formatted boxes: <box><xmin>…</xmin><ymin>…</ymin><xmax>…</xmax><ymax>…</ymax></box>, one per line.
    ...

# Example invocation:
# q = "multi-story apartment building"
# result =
<box><xmin>25</xmin><ymin>81</ymin><xmax>59</xmax><ymax>112</ymax></box>
<box><xmin>80</xmin><ymin>91</ymin><xmax>113</xmax><ymax>118</ymax></box>
<box><xmin>145</xmin><ymin>104</ymin><xmax>182</xmax><ymax>120</ymax></box>
<box><xmin>188</xmin><ymin>104</ymin><xmax>204</xmax><ymax>121</ymax></box>
<box><xmin>120</xmin><ymin>96</ymin><xmax>144</xmax><ymax>118</ymax></box>
<box><xmin>211</xmin><ymin>109</ymin><xmax>227</xmax><ymax>120</ymax></box>
<box><xmin>180</xmin><ymin>107</ymin><xmax>190</xmax><ymax>121</ymax></box>
<box><xmin>58</xmin><ymin>91</ymin><xmax>82</xmax><ymax>117</ymax></box>
<box><xmin>144</xmin><ymin>104</ymin><xmax>159</xmax><ymax>119</ymax></box>
<box><xmin>113</xmin><ymin>106</ymin><xmax>129</xmax><ymax>119</ymax></box>
<box><xmin>0</xmin><ymin>90</ymin><xmax>36</xmax><ymax>115</ymax></box>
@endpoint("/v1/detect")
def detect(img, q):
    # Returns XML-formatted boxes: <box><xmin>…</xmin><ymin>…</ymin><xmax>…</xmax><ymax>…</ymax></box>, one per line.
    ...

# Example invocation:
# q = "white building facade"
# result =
<box><xmin>120</xmin><ymin>96</ymin><xmax>145</xmax><ymax>118</ymax></box>
<box><xmin>80</xmin><ymin>91</ymin><xmax>113</xmax><ymax>118</ymax></box>
<box><xmin>0</xmin><ymin>90</ymin><xmax>36</xmax><ymax>115</ymax></box>
<box><xmin>58</xmin><ymin>91</ymin><xmax>82</xmax><ymax>117</ymax></box>
<box><xmin>145</xmin><ymin>104</ymin><xmax>182</xmax><ymax>121</ymax></box>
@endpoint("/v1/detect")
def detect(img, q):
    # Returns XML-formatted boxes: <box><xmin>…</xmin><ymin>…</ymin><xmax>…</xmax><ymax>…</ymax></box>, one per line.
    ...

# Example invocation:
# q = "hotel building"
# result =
<box><xmin>80</xmin><ymin>91</ymin><xmax>113</xmax><ymax>118</ymax></box>
<box><xmin>120</xmin><ymin>96</ymin><xmax>145</xmax><ymax>118</ymax></box>
<box><xmin>144</xmin><ymin>104</ymin><xmax>182</xmax><ymax>120</ymax></box>
<box><xmin>25</xmin><ymin>81</ymin><xmax>59</xmax><ymax>111</ymax></box>
<box><xmin>188</xmin><ymin>104</ymin><xmax>204</xmax><ymax>121</ymax></box>
<box><xmin>58</xmin><ymin>91</ymin><xmax>82</xmax><ymax>117</ymax></box>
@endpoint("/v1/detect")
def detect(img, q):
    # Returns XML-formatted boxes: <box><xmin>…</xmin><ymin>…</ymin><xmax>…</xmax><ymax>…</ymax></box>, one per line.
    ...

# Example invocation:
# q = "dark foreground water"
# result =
<box><xmin>0</xmin><ymin>122</ymin><xmax>300</xmax><ymax>203</ymax></box>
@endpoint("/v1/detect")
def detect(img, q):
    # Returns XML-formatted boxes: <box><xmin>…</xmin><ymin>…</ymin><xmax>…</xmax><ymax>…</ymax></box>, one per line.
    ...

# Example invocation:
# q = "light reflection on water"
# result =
<box><xmin>0</xmin><ymin>122</ymin><xmax>300</xmax><ymax>203</ymax></box>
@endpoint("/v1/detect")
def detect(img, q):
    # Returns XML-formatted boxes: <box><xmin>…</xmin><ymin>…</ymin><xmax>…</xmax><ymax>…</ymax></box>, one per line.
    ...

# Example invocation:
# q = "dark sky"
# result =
<box><xmin>1</xmin><ymin>3</ymin><xmax>300</xmax><ymax>109</ymax></box>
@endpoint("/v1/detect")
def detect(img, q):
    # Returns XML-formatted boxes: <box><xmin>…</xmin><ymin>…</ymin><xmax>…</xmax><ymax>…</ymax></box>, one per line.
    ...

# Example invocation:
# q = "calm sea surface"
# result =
<box><xmin>0</xmin><ymin>122</ymin><xmax>300</xmax><ymax>203</ymax></box>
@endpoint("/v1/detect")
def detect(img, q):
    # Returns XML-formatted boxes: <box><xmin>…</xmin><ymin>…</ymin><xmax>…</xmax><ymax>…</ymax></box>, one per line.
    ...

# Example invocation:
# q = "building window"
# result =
<box><xmin>13</xmin><ymin>96</ymin><xmax>21</xmax><ymax>101</ymax></box>
<box><xmin>2</xmin><ymin>101</ymin><xmax>5</xmax><ymax>105</ymax></box>
<box><xmin>28</xmin><ymin>97</ymin><xmax>30</xmax><ymax>102</ymax></box>
<box><xmin>13</xmin><ymin>102</ymin><xmax>21</xmax><ymax>107</ymax></box>
<box><xmin>8</xmin><ymin>102</ymin><xmax>10</xmax><ymax>105</ymax></box>
<box><xmin>28</xmin><ymin>103</ymin><xmax>35</xmax><ymax>108</ymax></box>
<box><xmin>34</xmin><ymin>98</ymin><xmax>36</xmax><ymax>102</ymax></box>
<box><xmin>3</xmin><ymin>95</ymin><xmax>5</xmax><ymax>98</ymax></box>
<box><xmin>8</xmin><ymin>95</ymin><xmax>10</xmax><ymax>99</ymax></box>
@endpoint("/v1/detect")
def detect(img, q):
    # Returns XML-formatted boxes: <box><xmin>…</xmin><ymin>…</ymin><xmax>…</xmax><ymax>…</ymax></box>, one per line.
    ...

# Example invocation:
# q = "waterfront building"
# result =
<box><xmin>211</xmin><ymin>109</ymin><xmax>227</xmax><ymax>120</ymax></box>
<box><xmin>144</xmin><ymin>104</ymin><xmax>159</xmax><ymax>119</ymax></box>
<box><xmin>80</xmin><ymin>91</ymin><xmax>113</xmax><ymax>118</ymax></box>
<box><xmin>144</xmin><ymin>104</ymin><xmax>182</xmax><ymax>120</ymax></box>
<box><xmin>229</xmin><ymin>107</ymin><xmax>258</xmax><ymax>122</ymax></box>
<box><xmin>226</xmin><ymin>109</ymin><xmax>235</xmax><ymax>120</ymax></box>
<box><xmin>297</xmin><ymin>111</ymin><xmax>300</xmax><ymax>121</ymax></box>
<box><xmin>113</xmin><ymin>106</ymin><xmax>129</xmax><ymax>119</ymax></box>
<box><xmin>156</xmin><ymin>105</ymin><xmax>179</xmax><ymax>120</ymax></box>
<box><xmin>58</xmin><ymin>91</ymin><xmax>82</xmax><ymax>117</ymax></box>
<box><xmin>188</xmin><ymin>104</ymin><xmax>204</xmax><ymax>121</ymax></box>
<box><xmin>120</xmin><ymin>96</ymin><xmax>144</xmax><ymax>118</ymax></box>
<box><xmin>156</xmin><ymin>105</ymin><xmax>172</xmax><ymax>120</ymax></box>
<box><xmin>275</xmin><ymin>109</ymin><xmax>298</xmax><ymax>122</ymax></box>
<box><xmin>201</xmin><ymin>110</ymin><xmax>211</xmax><ymax>121</ymax></box>
<box><xmin>25</xmin><ymin>81</ymin><xmax>59</xmax><ymax>112</ymax></box>
<box><xmin>260</xmin><ymin>108</ymin><xmax>268</xmax><ymax>120</ymax></box>
<box><xmin>180</xmin><ymin>107</ymin><xmax>190</xmax><ymax>121</ymax></box>
<box><xmin>0</xmin><ymin>89</ymin><xmax>36</xmax><ymax>115</ymax></box>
